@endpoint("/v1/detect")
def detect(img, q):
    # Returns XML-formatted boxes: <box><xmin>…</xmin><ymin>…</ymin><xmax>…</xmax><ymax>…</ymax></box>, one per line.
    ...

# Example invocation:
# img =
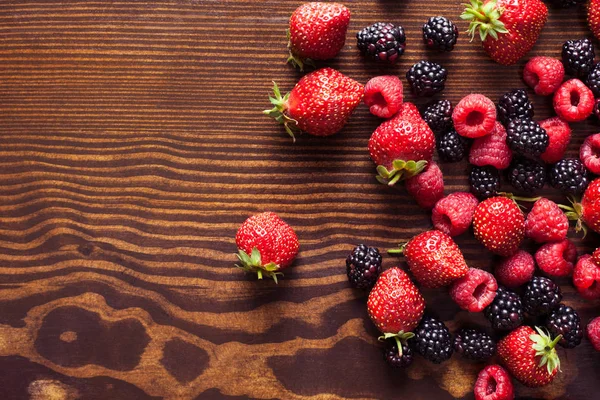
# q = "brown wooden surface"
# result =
<box><xmin>1</xmin><ymin>1</ymin><xmax>600</xmax><ymax>399</ymax></box>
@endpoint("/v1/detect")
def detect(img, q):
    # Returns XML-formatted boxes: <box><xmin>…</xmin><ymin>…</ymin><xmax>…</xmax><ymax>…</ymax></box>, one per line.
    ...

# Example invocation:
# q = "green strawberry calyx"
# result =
<box><xmin>378</xmin><ymin>331</ymin><xmax>415</xmax><ymax>357</ymax></box>
<box><xmin>530</xmin><ymin>326</ymin><xmax>562</xmax><ymax>375</ymax></box>
<box><xmin>263</xmin><ymin>81</ymin><xmax>301</xmax><ymax>142</ymax></box>
<box><xmin>286</xmin><ymin>29</ymin><xmax>316</xmax><ymax>72</ymax></box>
<box><xmin>235</xmin><ymin>247</ymin><xmax>283</xmax><ymax>284</ymax></box>
<box><xmin>376</xmin><ymin>159</ymin><xmax>428</xmax><ymax>186</ymax></box>
<box><xmin>557</xmin><ymin>195</ymin><xmax>588</xmax><ymax>237</ymax></box>
<box><xmin>461</xmin><ymin>0</ymin><xmax>508</xmax><ymax>42</ymax></box>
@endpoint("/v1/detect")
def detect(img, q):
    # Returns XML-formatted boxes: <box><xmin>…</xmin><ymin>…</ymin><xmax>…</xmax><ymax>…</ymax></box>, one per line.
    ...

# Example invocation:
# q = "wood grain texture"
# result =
<box><xmin>0</xmin><ymin>0</ymin><xmax>599</xmax><ymax>399</ymax></box>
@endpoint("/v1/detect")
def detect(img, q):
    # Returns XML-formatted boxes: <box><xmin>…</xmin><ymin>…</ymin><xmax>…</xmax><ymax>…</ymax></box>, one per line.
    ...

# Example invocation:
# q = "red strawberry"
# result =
<box><xmin>235</xmin><ymin>212</ymin><xmax>299</xmax><ymax>282</ymax></box>
<box><xmin>369</xmin><ymin>104</ymin><xmax>435</xmax><ymax>185</ymax></box>
<box><xmin>462</xmin><ymin>0</ymin><xmax>548</xmax><ymax>65</ymax></box>
<box><xmin>473</xmin><ymin>196</ymin><xmax>525</xmax><ymax>256</ymax></box>
<box><xmin>593</xmin><ymin>247</ymin><xmax>600</xmax><ymax>266</ymax></box>
<box><xmin>525</xmin><ymin>198</ymin><xmax>569</xmax><ymax>243</ymax></box>
<box><xmin>405</xmin><ymin>161</ymin><xmax>444</xmax><ymax>210</ymax></box>
<box><xmin>560</xmin><ymin>177</ymin><xmax>600</xmax><ymax>235</ymax></box>
<box><xmin>265</xmin><ymin>68</ymin><xmax>364</xmax><ymax>140</ymax></box>
<box><xmin>367</xmin><ymin>267</ymin><xmax>425</xmax><ymax>355</ymax></box>
<box><xmin>391</xmin><ymin>230</ymin><xmax>469</xmax><ymax>288</ymax></box>
<box><xmin>589</xmin><ymin>0</ymin><xmax>600</xmax><ymax>42</ymax></box>
<box><xmin>497</xmin><ymin>326</ymin><xmax>561</xmax><ymax>387</ymax></box>
<box><xmin>287</xmin><ymin>2</ymin><xmax>350</xmax><ymax>70</ymax></box>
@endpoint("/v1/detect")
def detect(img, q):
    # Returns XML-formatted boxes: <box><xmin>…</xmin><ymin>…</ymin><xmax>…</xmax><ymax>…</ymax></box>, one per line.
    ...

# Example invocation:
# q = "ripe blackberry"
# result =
<box><xmin>522</xmin><ymin>276</ymin><xmax>562</xmax><ymax>317</ymax></box>
<box><xmin>383</xmin><ymin>340</ymin><xmax>414</xmax><ymax>368</ymax></box>
<box><xmin>437</xmin><ymin>129</ymin><xmax>469</xmax><ymax>162</ymax></box>
<box><xmin>413</xmin><ymin>315</ymin><xmax>453</xmax><ymax>363</ymax></box>
<box><xmin>562</xmin><ymin>38</ymin><xmax>595</xmax><ymax>79</ymax></box>
<box><xmin>546</xmin><ymin>304</ymin><xmax>583</xmax><ymax>348</ymax></box>
<box><xmin>422</xmin><ymin>16</ymin><xmax>458</xmax><ymax>52</ymax></box>
<box><xmin>484</xmin><ymin>286</ymin><xmax>524</xmax><ymax>331</ymax></box>
<box><xmin>453</xmin><ymin>328</ymin><xmax>496</xmax><ymax>361</ymax></box>
<box><xmin>469</xmin><ymin>166</ymin><xmax>500</xmax><ymax>200</ymax></box>
<box><xmin>422</xmin><ymin>100</ymin><xmax>453</xmax><ymax>133</ymax></box>
<box><xmin>357</xmin><ymin>22</ymin><xmax>406</xmax><ymax>64</ymax></box>
<box><xmin>346</xmin><ymin>244</ymin><xmax>382</xmax><ymax>289</ymax></box>
<box><xmin>506</xmin><ymin>118</ymin><xmax>549</xmax><ymax>157</ymax></box>
<box><xmin>586</xmin><ymin>63</ymin><xmax>600</xmax><ymax>97</ymax></box>
<box><xmin>406</xmin><ymin>61</ymin><xmax>447</xmax><ymax>97</ymax></box>
<box><xmin>506</xmin><ymin>157</ymin><xmax>546</xmax><ymax>194</ymax></box>
<box><xmin>497</xmin><ymin>89</ymin><xmax>534</xmax><ymax>125</ymax></box>
<box><xmin>549</xmin><ymin>158</ymin><xmax>589</xmax><ymax>196</ymax></box>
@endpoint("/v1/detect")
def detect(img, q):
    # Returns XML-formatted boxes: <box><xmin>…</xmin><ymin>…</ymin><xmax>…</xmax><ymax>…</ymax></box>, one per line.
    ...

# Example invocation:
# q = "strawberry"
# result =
<box><xmin>287</xmin><ymin>2</ymin><xmax>350</xmax><ymax>70</ymax></box>
<box><xmin>265</xmin><ymin>68</ymin><xmax>364</xmax><ymax>140</ymax></box>
<box><xmin>368</xmin><ymin>103</ymin><xmax>435</xmax><ymax>185</ymax></box>
<box><xmin>235</xmin><ymin>212</ymin><xmax>299</xmax><ymax>283</ymax></box>
<box><xmin>560</xmin><ymin>177</ymin><xmax>600</xmax><ymax>235</ymax></box>
<box><xmin>390</xmin><ymin>230</ymin><xmax>469</xmax><ymax>288</ymax></box>
<box><xmin>461</xmin><ymin>0</ymin><xmax>548</xmax><ymax>65</ymax></box>
<box><xmin>473</xmin><ymin>196</ymin><xmax>525</xmax><ymax>256</ymax></box>
<box><xmin>497</xmin><ymin>326</ymin><xmax>561</xmax><ymax>387</ymax></box>
<box><xmin>367</xmin><ymin>267</ymin><xmax>425</xmax><ymax>356</ymax></box>
<box><xmin>589</xmin><ymin>0</ymin><xmax>600</xmax><ymax>42</ymax></box>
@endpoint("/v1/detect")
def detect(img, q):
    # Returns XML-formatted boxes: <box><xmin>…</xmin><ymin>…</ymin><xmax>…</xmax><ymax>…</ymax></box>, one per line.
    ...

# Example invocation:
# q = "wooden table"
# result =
<box><xmin>0</xmin><ymin>1</ymin><xmax>599</xmax><ymax>399</ymax></box>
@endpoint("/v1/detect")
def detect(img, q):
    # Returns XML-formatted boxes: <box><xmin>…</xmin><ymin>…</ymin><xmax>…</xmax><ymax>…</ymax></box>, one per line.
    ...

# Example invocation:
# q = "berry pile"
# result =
<box><xmin>234</xmin><ymin>2</ymin><xmax>600</xmax><ymax>398</ymax></box>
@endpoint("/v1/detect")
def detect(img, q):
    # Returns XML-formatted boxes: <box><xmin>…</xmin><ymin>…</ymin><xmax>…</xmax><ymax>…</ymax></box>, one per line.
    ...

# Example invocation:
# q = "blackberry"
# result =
<box><xmin>422</xmin><ymin>99</ymin><xmax>453</xmax><ymax>133</ymax></box>
<box><xmin>506</xmin><ymin>118</ymin><xmax>549</xmax><ymax>157</ymax></box>
<box><xmin>383</xmin><ymin>340</ymin><xmax>414</xmax><ymax>368</ymax></box>
<box><xmin>546</xmin><ymin>0</ymin><xmax>586</xmax><ymax>7</ymax></box>
<box><xmin>586</xmin><ymin>63</ymin><xmax>600</xmax><ymax>97</ymax></box>
<box><xmin>357</xmin><ymin>22</ymin><xmax>406</xmax><ymax>64</ymax></box>
<box><xmin>469</xmin><ymin>166</ymin><xmax>500</xmax><ymax>200</ymax></box>
<box><xmin>345</xmin><ymin>244</ymin><xmax>382</xmax><ymax>289</ymax></box>
<box><xmin>453</xmin><ymin>328</ymin><xmax>496</xmax><ymax>361</ymax></box>
<box><xmin>413</xmin><ymin>315</ymin><xmax>453</xmax><ymax>363</ymax></box>
<box><xmin>549</xmin><ymin>158</ymin><xmax>589</xmax><ymax>196</ymax></box>
<box><xmin>506</xmin><ymin>157</ymin><xmax>546</xmax><ymax>194</ymax></box>
<box><xmin>562</xmin><ymin>38</ymin><xmax>595</xmax><ymax>79</ymax></box>
<box><xmin>522</xmin><ymin>276</ymin><xmax>562</xmax><ymax>317</ymax></box>
<box><xmin>406</xmin><ymin>61</ymin><xmax>447</xmax><ymax>97</ymax></box>
<box><xmin>546</xmin><ymin>304</ymin><xmax>583</xmax><ymax>348</ymax></box>
<box><xmin>437</xmin><ymin>129</ymin><xmax>469</xmax><ymax>163</ymax></box>
<box><xmin>497</xmin><ymin>89</ymin><xmax>534</xmax><ymax>125</ymax></box>
<box><xmin>422</xmin><ymin>16</ymin><xmax>459</xmax><ymax>52</ymax></box>
<box><xmin>484</xmin><ymin>286</ymin><xmax>524</xmax><ymax>331</ymax></box>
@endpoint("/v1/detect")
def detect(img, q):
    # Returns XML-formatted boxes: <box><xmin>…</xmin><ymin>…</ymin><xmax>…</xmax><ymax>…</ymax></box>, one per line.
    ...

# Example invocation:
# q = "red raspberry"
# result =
<box><xmin>453</xmin><ymin>94</ymin><xmax>497</xmax><ymax>138</ymax></box>
<box><xmin>449</xmin><ymin>268</ymin><xmax>498</xmax><ymax>312</ymax></box>
<box><xmin>539</xmin><ymin>117</ymin><xmax>571</xmax><ymax>164</ymax></box>
<box><xmin>587</xmin><ymin>317</ymin><xmax>600</xmax><ymax>352</ymax></box>
<box><xmin>593</xmin><ymin>247</ymin><xmax>600</xmax><ymax>266</ymax></box>
<box><xmin>524</xmin><ymin>198</ymin><xmax>569</xmax><ymax>243</ymax></box>
<box><xmin>469</xmin><ymin>122</ymin><xmax>513</xmax><ymax>169</ymax></box>
<box><xmin>580</xmin><ymin>134</ymin><xmax>600</xmax><ymax>175</ymax></box>
<box><xmin>474</xmin><ymin>364</ymin><xmax>514</xmax><ymax>400</ymax></box>
<box><xmin>405</xmin><ymin>161</ymin><xmax>444</xmax><ymax>210</ymax></box>
<box><xmin>494</xmin><ymin>250</ymin><xmax>535</xmax><ymax>288</ymax></box>
<box><xmin>573</xmin><ymin>254</ymin><xmax>600</xmax><ymax>300</ymax></box>
<box><xmin>364</xmin><ymin>75</ymin><xmax>404</xmax><ymax>119</ymax></box>
<box><xmin>553</xmin><ymin>79</ymin><xmax>594</xmax><ymax>122</ymax></box>
<box><xmin>523</xmin><ymin>56</ymin><xmax>565</xmax><ymax>96</ymax></box>
<box><xmin>535</xmin><ymin>239</ymin><xmax>577</xmax><ymax>278</ymax></box>
<box><xmin>431</xmin><ymin>192</ymin><xmax>479</xmax><ymax>236</ymax></box>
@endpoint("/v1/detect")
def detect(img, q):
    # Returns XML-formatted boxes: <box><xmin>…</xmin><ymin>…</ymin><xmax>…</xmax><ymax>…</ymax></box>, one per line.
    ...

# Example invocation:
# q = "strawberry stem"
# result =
<box><xmin>378</xmin><ymin>331</ymin><xmax>415</xmax><ymax>357</ymax></box>
<box><xmin>375</xmin><ymin>160</ymin><xmax>428</xmax><ymax>186</ymax></box>
<box><xmin>461</xmin><ymin>0</ymin><xmax>508</xmax><ymax>42</ymax></box>
<box><xmin>235</xmin><ymin>248</ymin><xmax>284</xmax><ymax>283</ymax></box>
<box><xmin>263</xmin><ymin>81</ymin><xmax>301</xmax><ymax>142</ymax></box>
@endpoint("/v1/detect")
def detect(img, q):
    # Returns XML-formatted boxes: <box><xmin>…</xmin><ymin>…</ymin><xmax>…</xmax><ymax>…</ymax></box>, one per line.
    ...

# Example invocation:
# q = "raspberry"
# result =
<box><xmin>536</xmin><ymin>239</ymin><xmax>577</xmax><ymax>278</ymax></box>
<box><xmin>587</xmin><ymin>316</ymin><xmax>600</xmax><ymax>351</ymax></box>
<box><xmin>431</xmin><ymin>192</ymin><xmax>479</xmax><ymax>236</ymax></box>
<box><xmin>573</xmin><ymin>254</ymin><xmax>600</xmax><ymax>300</ymax></box>
<box><xmin>495</xmin><ymin>250</ymin><xmax>535</xmax><ymax>288</ymax></box>
<box><xmin>553</xmin><ymin>79</ymin><xmax>595</xmax><ymax>122</ymax></box>
<box><xmin>525</xmin><ymin>198</ymin><xmax>569</xmax><ymax>243</ymax></box>
<box><xmin>364</xmin><ymin>76</ymin><xmax>404</xmax><ymax>119</ymax></box>
<box><xmin>405</xmin><ymin>161</ymin><xmax>444</xmax><ymax>210</ymax></box>
<box><xmin>523</xmin><ymin>56</ymin><xmax>565</xmax><ymax>96</ymax></box>
<box><xmin>539</xmin><ymin>117</ymin><xmax>571</xmax><ymax>164</ymax></box>
<box><xmin>450</xmin><ymin>268</ymin><xmax>498</xmax><ymax>312</ymax></box>
<box><xmin>469</xmin><ymin>122</ymin><xmax>512</xmax><ymax>169</ymax></box>
<box><xmin>580</xmin><ymin>134</ymin><xmax>600</xmax><ymax>175</ymax></box>
<box><xmin>474</xmin><ymin>364</ymin><xmax>514</xmax><ymax>400</ymax></box>
<box><xmin>453</xmin><ymin>94</ymin><xmax>497</xmax><ymax>138</ymax></box>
